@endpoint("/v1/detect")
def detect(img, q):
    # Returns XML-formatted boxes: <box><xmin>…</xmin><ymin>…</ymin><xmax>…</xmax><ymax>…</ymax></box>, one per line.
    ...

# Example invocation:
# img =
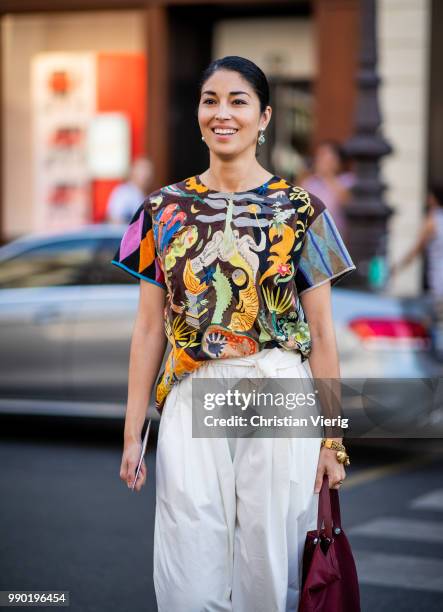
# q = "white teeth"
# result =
<box><xmin>213</xmin><ymin>128</ymin><xmax>237</xmax><ymax>135</ymax></box>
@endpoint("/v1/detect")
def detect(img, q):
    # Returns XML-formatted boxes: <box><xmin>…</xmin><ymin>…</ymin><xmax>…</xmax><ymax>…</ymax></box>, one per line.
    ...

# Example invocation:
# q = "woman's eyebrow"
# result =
<box><xmin>201</xmin><ymin>90</ymin><xmax>250</xmax><ymax>97</ymax></box>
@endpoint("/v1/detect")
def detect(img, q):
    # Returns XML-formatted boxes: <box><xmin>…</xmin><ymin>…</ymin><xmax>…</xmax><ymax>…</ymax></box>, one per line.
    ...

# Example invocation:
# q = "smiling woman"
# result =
<box><xmin>197</xmin><ymin>56</ymin><xmax>272</xmax><ymax>185</ymax></box>
<box><xmin>113</xmin><ymin>55</ymin><xmax>357</xmax><ymax>612</ymax></box>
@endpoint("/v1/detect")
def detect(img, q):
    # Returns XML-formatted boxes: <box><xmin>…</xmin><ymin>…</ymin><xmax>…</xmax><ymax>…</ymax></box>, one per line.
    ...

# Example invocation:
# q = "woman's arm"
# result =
<box><xmin>120</xmin><ymin>279</ymin><xmax>167</xmax><ymax>490</ymax></box>
<box><xmin>300</xmin><ymin>282</ymin><xmax>340</xmax><ymax>381</ymax></box>
<box><xmin>300</xmin><ymin>281</ymin><xmax>346</xmax><ymax>492</ymax></box>
<box><xmin>390</xmin><ymin>212</ymin><xmax>436</xmax><ymax>276</ymax></box>
<box><xmin>124</xmin><ymin>279</ymin><xmax>167</xmax><ymax>443</ymax></box>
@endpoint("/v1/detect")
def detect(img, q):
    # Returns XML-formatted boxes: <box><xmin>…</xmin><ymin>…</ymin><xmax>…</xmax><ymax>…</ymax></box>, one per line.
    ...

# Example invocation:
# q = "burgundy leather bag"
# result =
<box><xmin>298</xmin><ymin>473</ymin><xmax>361</xmax><ymax>612</ymax></box>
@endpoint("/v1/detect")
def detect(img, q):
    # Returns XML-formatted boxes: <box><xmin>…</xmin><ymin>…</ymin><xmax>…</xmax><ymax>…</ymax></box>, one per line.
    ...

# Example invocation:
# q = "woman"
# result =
<box><xmin>390</xmin><ymin>185</ymin><xmax>443</xmax><ymax>361</ymax></box>
<box><xmin>300</xmin><ymin>140</ymin><xmax>355</xmax><ymax>243</ymax></box>
<box><xmin>111</xmin><ymin>56</ymin><xmax>356</xmax><ymax>611</ymax></box>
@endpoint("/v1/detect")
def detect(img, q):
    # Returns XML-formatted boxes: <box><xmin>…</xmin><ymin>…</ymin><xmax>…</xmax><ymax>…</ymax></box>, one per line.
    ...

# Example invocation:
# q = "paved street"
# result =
<box><xmin>340</xmin><ymin>439</ymin><xmax>443</xmax><ymax>611</ymax></box>
<box><xmin>0</xmin><ymin>415</ymin><xmax>442</xmax><ymax>611</ymax></box>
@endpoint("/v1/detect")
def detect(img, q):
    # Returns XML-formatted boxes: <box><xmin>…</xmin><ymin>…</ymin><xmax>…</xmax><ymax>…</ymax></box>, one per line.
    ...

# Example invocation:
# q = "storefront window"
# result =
<box><xmin>1</xmin><ymin>11</ymin><xmax>146</xmax><ymax>239</ymax></box>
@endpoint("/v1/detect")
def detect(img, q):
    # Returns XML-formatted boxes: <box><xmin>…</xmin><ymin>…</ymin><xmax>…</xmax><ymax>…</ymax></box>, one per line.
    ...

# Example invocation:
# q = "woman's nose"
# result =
<box><xmin>215</xmin><ymin>105</ymin><xmax>232</xmax><ymax>120</ymax></box>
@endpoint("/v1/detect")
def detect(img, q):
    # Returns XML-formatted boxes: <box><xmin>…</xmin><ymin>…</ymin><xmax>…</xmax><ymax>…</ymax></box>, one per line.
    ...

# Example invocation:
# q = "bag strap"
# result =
<box><xmin>316</xmin><ymin>473</ymin><xmax>333</xmax><ymax>539</ymax></box>
<box><xmin>330</xmin><ymin>488</ymin><xmax>342</xmax><ymax>528</ymax></box>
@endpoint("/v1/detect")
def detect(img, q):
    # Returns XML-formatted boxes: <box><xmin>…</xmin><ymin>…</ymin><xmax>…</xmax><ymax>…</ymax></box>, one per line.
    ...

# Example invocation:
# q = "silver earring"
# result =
<box><xmin>258</xmin><ymin>129</ymin><xmax>266</xmax><ymax>146</ymax></box>
<box><xmin>201</xmin><ymin>135</ymin><xmax>205</xmax><ymax>141</ymax></box>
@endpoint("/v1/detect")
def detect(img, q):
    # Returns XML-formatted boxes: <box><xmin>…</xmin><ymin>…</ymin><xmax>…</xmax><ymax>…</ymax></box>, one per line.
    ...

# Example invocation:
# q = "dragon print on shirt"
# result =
<box><xmin>111</xmin><ymin>174</ymin><xmax>356</xmax><ymax>414</ymax></box>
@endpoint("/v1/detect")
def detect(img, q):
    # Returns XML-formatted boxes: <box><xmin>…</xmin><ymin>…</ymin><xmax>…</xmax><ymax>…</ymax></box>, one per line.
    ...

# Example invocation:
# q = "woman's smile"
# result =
<box><xmin>212</xmin><ymin>127</ymin><xmax>239</xmax><ymax>140</ymax></box>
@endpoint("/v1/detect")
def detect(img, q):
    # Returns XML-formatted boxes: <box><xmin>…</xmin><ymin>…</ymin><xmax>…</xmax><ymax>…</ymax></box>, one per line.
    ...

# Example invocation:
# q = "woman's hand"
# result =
<box><xmin>314</xmin><ymin>447</ymin><xmax>346</xmax><ymax>493</ymax></box>
<box><xmin>120</xmin><ymin>440</ymin><xmax>147</xmax><ymax>492</ymax></box>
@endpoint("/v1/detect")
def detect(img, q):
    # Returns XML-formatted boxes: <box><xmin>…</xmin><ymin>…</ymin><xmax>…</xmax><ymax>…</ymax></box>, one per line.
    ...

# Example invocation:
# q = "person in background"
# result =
<box><xmin>390</xmin><ymin>185</ymin><xmax>443</xmax><ymax>361</ymax></box>
<box><xmin>300</xmin><ymin>140</ymin><xmax>355</xmax><ymax>242</ymax></box>
<box><xmin>106</xmin><ymin>157</ymin><xmax>153</xmax><ymax>223</ymax></box>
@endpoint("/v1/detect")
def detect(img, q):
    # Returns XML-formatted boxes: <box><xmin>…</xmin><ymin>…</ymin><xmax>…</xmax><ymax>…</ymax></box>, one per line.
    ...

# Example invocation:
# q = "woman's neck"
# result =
<box><xmin>201</xmin><ymin>154</ymin><xmax>273</xmax><ymax>193</ymax></box>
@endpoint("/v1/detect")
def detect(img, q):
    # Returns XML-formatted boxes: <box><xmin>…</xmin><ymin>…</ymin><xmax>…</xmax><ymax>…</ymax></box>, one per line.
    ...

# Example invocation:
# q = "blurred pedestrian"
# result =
<box><xmin>390</xmin><ymin>185</ymin><xmax>443</xmax><ymax>360</ymax></box>
<box><xmin>106</xmin><ymin>156</ymin><xmax>153</xmax><ymax>223</ymax></box>
<box><xmin>300</xmin><ymin>140</ymin><xmax>355</xmax><ymax>242</ymax></box>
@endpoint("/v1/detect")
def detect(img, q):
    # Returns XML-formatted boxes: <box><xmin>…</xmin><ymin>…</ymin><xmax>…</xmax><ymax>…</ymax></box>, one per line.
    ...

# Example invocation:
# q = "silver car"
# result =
<box><xmin>0</xmin><ymin>225</ymin><xmax>441</xmax><ymax>427</ymax></box>
<box><xmin>0</xmin><ymin>224</ymin><xmax>145</xmax><ymax>417</ymax></box>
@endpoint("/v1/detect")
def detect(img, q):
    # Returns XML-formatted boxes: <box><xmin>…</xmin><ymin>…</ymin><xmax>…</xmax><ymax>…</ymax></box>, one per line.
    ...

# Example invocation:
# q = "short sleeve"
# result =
<box><xmin>110</xmin><ymin>200</ymin><xmax>167</xmax><ymax>290</ymax></box>
<box><xmin>295</xmin><ymin>192</ymin><xmax>356</xmax><ymax>295</ymax></box>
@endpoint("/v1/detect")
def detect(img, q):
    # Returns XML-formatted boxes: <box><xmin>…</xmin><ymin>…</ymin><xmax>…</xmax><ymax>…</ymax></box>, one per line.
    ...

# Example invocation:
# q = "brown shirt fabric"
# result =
<box><xmin>111</xmin><ymin>174</ymin><xmax>356</xmax><ymax>415</ymax></box>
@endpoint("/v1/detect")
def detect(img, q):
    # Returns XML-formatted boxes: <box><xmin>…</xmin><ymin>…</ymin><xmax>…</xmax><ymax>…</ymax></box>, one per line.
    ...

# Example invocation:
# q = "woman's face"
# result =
<box><xmin>314</xmin><ymin>144</ymin><xmax>340</xmax><ymax>176</ymax></box>
<box><xmin>198</xmin><ymin>69</ymin><xmax>271</xmax><ymax>159</ymax></box>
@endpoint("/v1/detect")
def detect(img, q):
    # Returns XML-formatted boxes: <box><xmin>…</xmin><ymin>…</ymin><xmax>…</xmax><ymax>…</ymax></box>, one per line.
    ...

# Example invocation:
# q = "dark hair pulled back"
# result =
<box><xmin>198</xmin><ymin>56</ymin><xmax>270</xmax><ymax>114</ymax></box>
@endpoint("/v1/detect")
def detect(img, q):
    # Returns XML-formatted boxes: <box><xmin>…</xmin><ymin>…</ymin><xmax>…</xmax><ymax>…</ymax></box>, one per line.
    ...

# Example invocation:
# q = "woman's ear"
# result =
<box><xmin>260</xmin><ymin>105</ymin><xmax>272</xmax><ymax>131</ymax></box>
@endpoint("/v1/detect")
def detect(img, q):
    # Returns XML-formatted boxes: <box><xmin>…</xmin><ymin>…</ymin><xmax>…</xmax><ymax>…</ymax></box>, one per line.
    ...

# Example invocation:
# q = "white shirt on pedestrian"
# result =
<box><xmin>107</xmin><ymin>182</ymin><xmax>145</xmax><ymax>223</ymax></box>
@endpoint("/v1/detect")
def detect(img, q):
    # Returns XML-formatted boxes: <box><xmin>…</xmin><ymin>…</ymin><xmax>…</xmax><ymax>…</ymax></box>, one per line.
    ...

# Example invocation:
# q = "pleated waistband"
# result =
<box><xmin>196</xmin><ymin>347</ymin><xmax>306</xmax><ymax>380</ymax></box>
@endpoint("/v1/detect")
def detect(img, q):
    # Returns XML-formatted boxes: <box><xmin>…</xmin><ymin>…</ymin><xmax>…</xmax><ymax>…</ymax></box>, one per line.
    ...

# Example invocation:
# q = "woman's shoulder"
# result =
<box><xmin>143</xmin><ymin>175</ymin><xmax>207</xmax><ymax>205</ymax></box>
<box><xmin>278</xmin><ymin>176</ymin><xmax>327</xmax><ymax>218</ymax></box>
<box><xmin>140</xmin><ymin>177</ymin><xmax>190</xmax><ymax>209</ymax></box>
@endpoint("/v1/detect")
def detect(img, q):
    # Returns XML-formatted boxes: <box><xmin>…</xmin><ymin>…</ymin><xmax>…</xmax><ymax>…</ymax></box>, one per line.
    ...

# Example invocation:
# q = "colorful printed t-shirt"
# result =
<box><xmin>111</xmin><ymin>174</ymin><xmax>356</xmax><ymax>415</ymax></box>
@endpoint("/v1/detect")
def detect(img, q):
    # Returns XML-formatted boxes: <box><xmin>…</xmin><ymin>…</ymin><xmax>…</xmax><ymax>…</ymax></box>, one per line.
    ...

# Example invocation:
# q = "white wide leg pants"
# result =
<box><xmin>153</xmin><ymin>347</ymin><xmax>322</xmax><ymax>612</ymax></box>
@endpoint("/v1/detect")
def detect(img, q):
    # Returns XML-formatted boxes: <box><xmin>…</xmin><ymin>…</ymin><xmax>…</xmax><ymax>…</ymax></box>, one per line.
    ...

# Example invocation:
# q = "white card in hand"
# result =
<box><xmin>131</xmin><ymin>418</ymin><xmax>151</xmax><ymax>491</ymax></box>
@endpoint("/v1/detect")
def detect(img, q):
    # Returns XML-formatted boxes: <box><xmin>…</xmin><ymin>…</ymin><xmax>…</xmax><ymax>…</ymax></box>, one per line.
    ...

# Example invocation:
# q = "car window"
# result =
<box><xmin>93</xmin><ymin>238</ymin><xmax>138</xmax><ymax>285</ymax></box>
<box><xmin>0</xmin><ymin>238</ymin><xmax>101</xmax><ymax>288</ymax></box>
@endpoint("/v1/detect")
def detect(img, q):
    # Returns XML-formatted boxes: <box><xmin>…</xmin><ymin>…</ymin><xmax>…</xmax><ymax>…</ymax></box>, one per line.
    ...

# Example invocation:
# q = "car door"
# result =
<box><xmin>69</xmin><ymin>236</ymin><xmax>141</xmax><ymax>404</ymax></box>
<box><xmin>0</xmin><ymin>237</ymin><xmax>100</xmax><ymax>400</ymax></box>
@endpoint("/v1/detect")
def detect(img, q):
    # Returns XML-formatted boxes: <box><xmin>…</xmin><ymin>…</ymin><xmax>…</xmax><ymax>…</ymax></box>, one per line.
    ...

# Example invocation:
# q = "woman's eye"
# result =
<box><xmin>201</xmin><ymin>99</ymin><xmax>246</xmax><ymax>105</ymax></box>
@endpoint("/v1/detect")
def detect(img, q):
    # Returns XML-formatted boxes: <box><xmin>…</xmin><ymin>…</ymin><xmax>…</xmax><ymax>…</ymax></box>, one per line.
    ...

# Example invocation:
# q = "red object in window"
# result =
<box><xmin>49</xmin><ymin>71</ymin><xmax>72</xmax><ymax>95</ymax></box>
<box><xmin>92</xmin><ymin>53</ymin><xmax>147</xmax><ymax>223</ymax></box>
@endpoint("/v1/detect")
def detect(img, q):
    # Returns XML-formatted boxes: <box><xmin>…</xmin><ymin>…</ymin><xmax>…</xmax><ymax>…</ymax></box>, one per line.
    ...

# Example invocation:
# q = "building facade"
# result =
<box><xmin>1</xmin><ymin>0</ymin><xmax>440</xmax><ymax>296</ymax></box>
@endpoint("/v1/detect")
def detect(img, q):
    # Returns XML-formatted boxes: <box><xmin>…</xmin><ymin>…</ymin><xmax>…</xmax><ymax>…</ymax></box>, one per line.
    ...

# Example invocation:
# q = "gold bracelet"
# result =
<box><xmin>321</xmin><ymin>438</ymin><xmax>346</xmax><ymax>452</ymax></box>
<box><xmin>321</xmin><ymin>438</ymin><xmax>350</xmax><ymax>466</ymax></box>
